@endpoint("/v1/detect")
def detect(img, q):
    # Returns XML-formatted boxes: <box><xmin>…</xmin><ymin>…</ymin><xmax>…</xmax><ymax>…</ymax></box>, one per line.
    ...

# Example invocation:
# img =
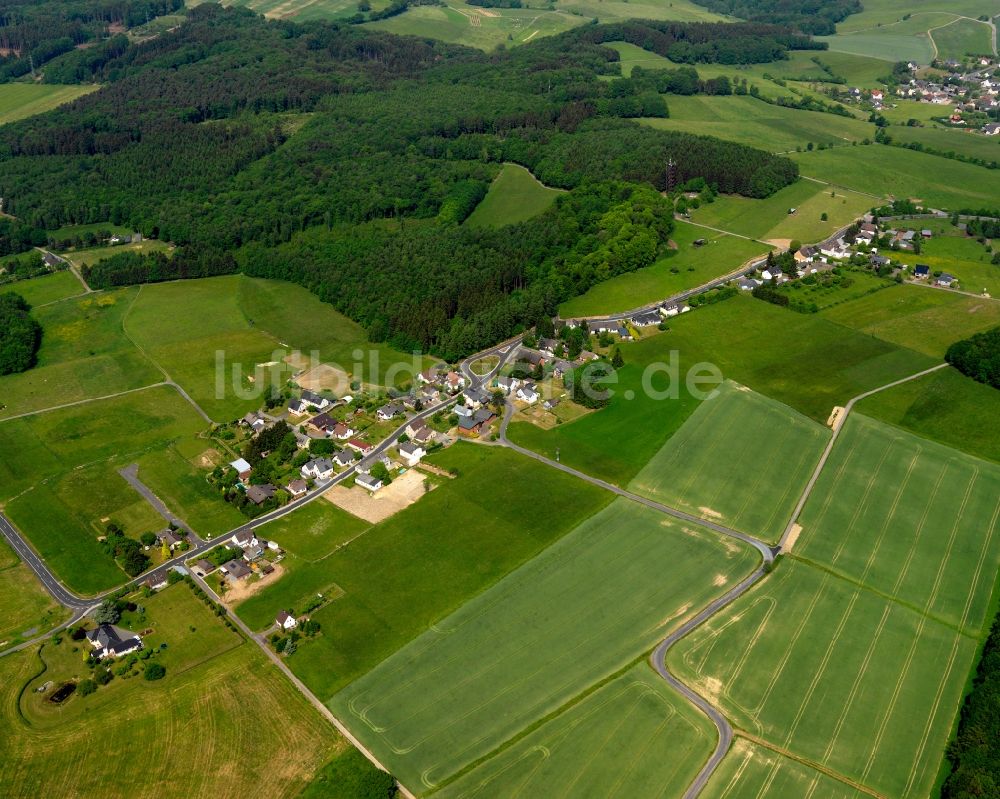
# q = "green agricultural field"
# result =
<box><xmin>249</xmin><ymin>498</ymin><xmax>370</xmax><ymax>563</ymax></box>
<box><xmin>798</xmin><ymin>414</ymin><xmax>1000</xmax><ymax>634</ymax></box>
<box><xmin>890</xmin><ymin>125</ymin><xmax>1000</xmax><ymax>166</ymax></box>
<box><xmin>817</xmin><ymin>31</ymin><xmax>935</xmax><ymax>63</ymax></box>
<box><xmin>608</xmin><ymin>42</ymin><xmax>869</xmax><ymax>112</ymax></box>
<box><xmin>821</xmin><ymin>283</ymin><xmax>1000</xmax><ymax>357</ymax></box>
<box><xmin>656</xmin><ymin>297</ymin><xmax>937</xmax><ymax>421</ymax></box>
<box><xmin>670</xmin><ymin>557</ymin><xmax>975</xmax><ymax>799</ymax></box>
<box><xmin>511</xmin><ymin>295</ymin><xmax>935</xmax><ymax>483</ymax></box>
<box><xmin>234</xmin><ymin>444</ymin><xmax>613</xmax><ymax>698</ymax></box>
<box><xmin>331</xmin><ymin>497</ymin><xmax>758</xmax><ymax>790</ymax></box>
<box><xmin>628</xmin><ymin>381</ymin><xmax>829</xmax><ymax>542</ymax></box>
<box><xmin>704</xmin><ymin>739</ymin><xmax>868</xmax><ymax>799</ymax></box>
<box><xmin>881</xmin><ymin>99</ymin><xmax>949</xmax><ymax>125</ymax></box>
<box><xmin>68</xmin><ymin>239</ymin><xmax>173</xmax><ymax>268</ymax></box>
<box><xmin>929</xmin><ymin>17</ymin><xmax>994</xmax><ymax>60</ymax></box>
<box><xmin>439</xmin><ymin>662</ymin><xmax>714</xmax><ymax>799</ymax></box>
<box><xmin>1</xmin><ymin>270</ymin><xmax>84</xmax><ymax>307</ymax></box>
<box><xmin>672</xmin><ymin>414</ymin><xmax>1000</xmax><ymax>798</ymax></box>
<box><xmin>123</xmin><ymin>275</ymin><xmax>423</xmax><ymax>421</ymax></box>
<box><xmin>367</xmin><ymin>3</ymin><xmax>582</xmax><ymax>50</ymax></box>
<box><xmin>791</xmin><ymin>144</ymin><xmax>1000</xmax><ymax>210</ymax></box>
<box><xmin>0</xmin><ymin>83</ymin><xmax>98</xmax><ymax>127</ymax></box>
<box><xmin>0</xmin><ymin>386</ymin><xmax>210</xmax><ymax>594</ymax></box>
<box><xmin>465</xmin><ymin>163</ymin><xmax>562</xmax><ymax>228</ymax></box>
<box><xmin>559</xmin><ymin>220</ymin><xmax>768</xmax><ymax>317</ymax></box>
<box><xmin>859</xmin><ymin>366</ymin><xmax>1000</xmax><ymax>466</ymax></box>
<box><xmin>641</xmin><ymin>95</ymin><xmax>873</xmax><ymax>153</ymax></box>
<box><xmin>0</xmin><ymin>288</ymin><xmax>163</xmax><ymax>419</ymax></box>
<box><xmin>48</xmin><ymin>222</ymin><xmax>133</xmax><ymax>241</ymax></box>
<box><xmin>0</xmin><ymin>583</ymin><xmax>345</xmax><ymax>797</ymax></box>
<box><xmin>133</xmin><ymin>445</ymin><xmax>247</xmax><ymax>538</ymax></box>
<box><xmin>779</xmin><ymin>269</ymin><xmax>894</xmax><ymax>311</ymax></box>
<box><xmin>235</xmin><ymin>275</ymin><xmax>426</xmax><ymax>382</ymax></box>
<box><xmin>688</xmin><ymin>179</ymin><xmax>875</xmax><ymax>244</ymax></box>
<box><xmin>0</xmin><ymin>537</ymin><xmax>67</xmax><ymax>648</ymax></box>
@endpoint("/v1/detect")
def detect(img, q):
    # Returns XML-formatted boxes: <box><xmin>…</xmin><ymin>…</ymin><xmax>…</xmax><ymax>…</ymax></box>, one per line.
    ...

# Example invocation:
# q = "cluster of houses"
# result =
<box><xmin>213</xmin><ymin>528</ymin><xmax>281</xmax><ymax>583</ymax></box>
<box><xmin>838</xmin><ymin>58</ymin><xmax>1000</xmax><ymax>133</ymax></box>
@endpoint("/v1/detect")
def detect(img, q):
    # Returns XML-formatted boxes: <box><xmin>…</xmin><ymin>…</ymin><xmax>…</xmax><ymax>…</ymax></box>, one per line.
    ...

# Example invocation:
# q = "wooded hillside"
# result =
<box><xmin>0</xmin><ymin>7</ymin><xmax>807</xmax><ymax>357</ymax></box>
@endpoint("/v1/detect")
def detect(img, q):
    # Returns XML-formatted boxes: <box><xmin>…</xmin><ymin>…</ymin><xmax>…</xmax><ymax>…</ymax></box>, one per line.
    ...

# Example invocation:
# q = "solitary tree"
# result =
<box><xmin>94</xmin><ymin>599</ymin><xmax>121</xmax><ymax>625</ymax></box>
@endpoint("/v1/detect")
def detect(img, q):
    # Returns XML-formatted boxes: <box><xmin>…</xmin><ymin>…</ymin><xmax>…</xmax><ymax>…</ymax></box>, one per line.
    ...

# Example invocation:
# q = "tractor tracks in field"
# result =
<box><xmin>496</xmin><ymin>363</ymin><xmax>949</xmax><ymax>797</ymax></box>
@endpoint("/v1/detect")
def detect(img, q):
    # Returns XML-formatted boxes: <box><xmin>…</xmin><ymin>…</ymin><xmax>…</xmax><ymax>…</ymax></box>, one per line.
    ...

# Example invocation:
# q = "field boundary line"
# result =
<box><xmin>737</xmin><ymin>732</ymin><xmax>887</xmax><ymax>799</ymax></box>
<box><xmin>788</xmin><ymin>554</ymin><xmax>973</xmax><ymax>638</ymax></box>
<box><xmin>0</xmin><ymin>382</ymin><xmax>168</xmax><ymax>423</ymax></box>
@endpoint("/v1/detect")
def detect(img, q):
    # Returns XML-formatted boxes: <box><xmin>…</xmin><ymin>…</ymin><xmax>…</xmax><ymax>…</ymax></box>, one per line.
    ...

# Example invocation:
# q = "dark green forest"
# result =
<box><xmin>0</xmin><ymin>292</ymin><xmax>42</xmax><ymax>375</ymax></box>
<box><xmin>1</xmin><ymin>6</ymin><xmax>807</xmax><ymax>357</ymax></box>
<box><xmin>946</xmin><ymin>327</ymin><xmax>1000</xmax><ymax>390</ymax></box>
<box><xmin>685</xmin><ymin>0</ymin><xmax>862</xmax><ymax>36</ymax></box>
<box><xmin>0</xmin><ymin>0</ymin><xmax>184</xmax><ymax>80</ymax></box>
<box><xmin>942</xmin><ymin>611</ymin><xmax>1000</xmax><ymax>798</ymax></box>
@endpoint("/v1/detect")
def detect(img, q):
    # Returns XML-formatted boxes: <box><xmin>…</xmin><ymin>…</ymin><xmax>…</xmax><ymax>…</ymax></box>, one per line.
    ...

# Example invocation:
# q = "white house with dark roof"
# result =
<box><xmin>276</xmin><ymin>611</ymin><xmax>297</xmax><ymax>630</ymax></box>
<box><xmin>398</xmin><ymin>441</ymin><xmax>426</xmax><ymax>467</ymax></box>
<box><xmin>333</xmin><ymin>450</ymin><xmax>355</xmax><ymax>468</ymax></box>
<box><xmin>300</xmin><ymin>390</ymin><xmax>331</xmax><ymax>411</ymax></box>
<box><xmin>86</xmin><ymin>624</ymin><xmax>142</xmax><ymax>659</ymax></box>
<box><xmin>356</xmin><ymin>473</ymin><xmax>383</xmax><ymax>492</ymax></box>
<box><xmin>301</xmin><ymin>458</ymin><xmax>335</xmax><ymax>480</ymax></box>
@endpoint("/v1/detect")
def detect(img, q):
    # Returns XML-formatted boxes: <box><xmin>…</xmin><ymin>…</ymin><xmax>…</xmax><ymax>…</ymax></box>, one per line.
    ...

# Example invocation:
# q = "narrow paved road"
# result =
<box><xmin>119</xmin><ymin>462</ymin><xmax>202</xmax><ymax>542</ymax></box>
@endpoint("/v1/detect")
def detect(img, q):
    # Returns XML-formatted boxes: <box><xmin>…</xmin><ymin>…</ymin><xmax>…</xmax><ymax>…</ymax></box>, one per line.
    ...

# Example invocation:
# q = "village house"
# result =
<box><xmin>398</xmin><ymin>441</ymin><xmax>426</xmax><ymax>467</ymax></box>
<box><xmin>245</xmin><ymin>483</ymin><xmax>277</xmax><ymax>506</ymax></box>
<box><xmin>307</xmin><ymin>412</ymin><xmax>338</xmax><ymax>436</ymax></box>
<box><xmin>412</xmin><ymin>425</ymin><xmax>435</xmax><ymax>446</ymax></box>
<box><xmin>333</xmin><ymin>450</ymin><xmax>355</xmax><ymax>468</ymax></box>
<box><xmin>230</xmin><ymin>458</ymin><xmax>253</xmax><ymax>481</ymax></box>
<box><xmin>405</xmin><ymin>419</ymin><xmax>428</xmax><ymax>438</ymax></box>
<box><xmin>376</xmin><ymin>401</ymin><xmax>405</xmax><ymax>421</ymax></box>
<box><xmin>463</xmin><ymin>388</ymin><xmax>488</xmax><ymax>409</ymax></box>
<box><xmin>937</xmin><ymin>273</ymin><xmax>956</xmax><ymax>287</ymax></box>
<box><xmin>286</xmin><ymin>479</ymin><xmax>308</xmax><ymax>499</ymax></box>
<box><xmin>287</xmin><ymin>399</ymin><xmax>309</xmax><ymax>416</ymax></box>
<box><xmin>301</xmin><ymin>458</ymin><xmax>335</xmax><ymax>481</ymax></box>
<box><xmin>331</xmin><ymin>421</ymin><xmax>355</xmax><ymax>440</ymax></box>
<box><xmin>194</xmin><ymin>558</ymin><xmax>216</xmax><ymax>577</ymax></box>
<box><xmin>300</xmin><ymin>390</ymin><xmax>331</xmax><ymax>411</ymax></box>
<box><xmin>536</xmin><ymin>337</ymin><xmax>560</xmax><ymax>357</ymax></box>
<box><xmin>347</xmin><ymin>438</ymin><xmax>373</xmax><ymax>454</ymax></box>
<box><xmin>444</xmin><ymin>371</ymin><xmax>466</xmax><ymax>393</ymax></box>
<box><xmin>517</xmin><ymin>349</ymin><xmax>546</xmax><ymax>369</ymax></box>
<box><xmin>276</xmin><ymin>611</ymin><xmax>297</xmax><ymax>630</ymax></box>
<box><xmin>241</xmin><ymin>411</ymin><xmax>269</xmax><ymax>435</ymax></box>
<box><xmin>496</xmin><ymin>375</ymin><xmax>520</xmax><ymax>394</ymax></box>
<box><xmin>156</xmin><ymin>528</ymin><xmax>184</xmax><ymax>551</ymax></box>
<box><xmin>455</xmin><ymin>402</ymin><xmax>475</xmax><ymax>419</ymax></box>
<box><xmin>458</xmin><ymin>408</ymin><xmax>496</xmax><ymax>437</ymax></box>
<box><xmin>913</xmin><ymin>264</ymin><xmax>931</xmax><ymax>279</ymax></box>
<box><xmin>86</xmin><ymin>624</ymin><xmax>142</xmax><ymax>659</ymax></box>
<box><xmin>357</xmin><ymin>454</ymin><xmax>392</xmax><ymax>475</ymax></box>
<box><xmin>516</xmin><ymin>382</ymin><xmax>539</xmax><ymax>404</ymax></box>
<box><xmin>632</xmin><ymin>310</ymin><xmax>660</xmax><ymax>327</ymax></box>
<box><xmin>355</xmin><ymin>473</ymin><xmax>383</xmax><ymax>492</ymax></box>
<box><xmin>221</xmin><ymin>559</ymin><xmax>252</xmax><ymax>582</ymax></box>
<box><xmin>232</xmin><ymin>529</ymin><xmax>260</xmax><ymax>552</ymax></box>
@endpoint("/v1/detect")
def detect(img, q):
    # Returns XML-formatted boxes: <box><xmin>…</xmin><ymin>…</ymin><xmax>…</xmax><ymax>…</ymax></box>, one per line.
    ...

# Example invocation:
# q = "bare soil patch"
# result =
<box><xmin>826</xmin><ymin>405</ymin><xmax>846</xmax><ymax>430</ymax></box>
<box><xmin>784</xmin><ymin>523</ymin><xmax>803</xmax><ymax>553</ymax></box>
<box><xmin>765</xmin><ymin>238</ymin><xmax>793</xmax><ymax>249</ymax></box>
<box><xmin>222</xmin><ymin>562</ymin><xmax>286</xmax><ymax>605</ymax></box>
<box><xmin>292</xmin><ymin>362</ymin><xmax>351</xmax><ymax>394</ymax></box>
<box><xmin>323</xmin><ymin>468</ymin><xmax>433</xmax><ymax>524</ymax></box>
